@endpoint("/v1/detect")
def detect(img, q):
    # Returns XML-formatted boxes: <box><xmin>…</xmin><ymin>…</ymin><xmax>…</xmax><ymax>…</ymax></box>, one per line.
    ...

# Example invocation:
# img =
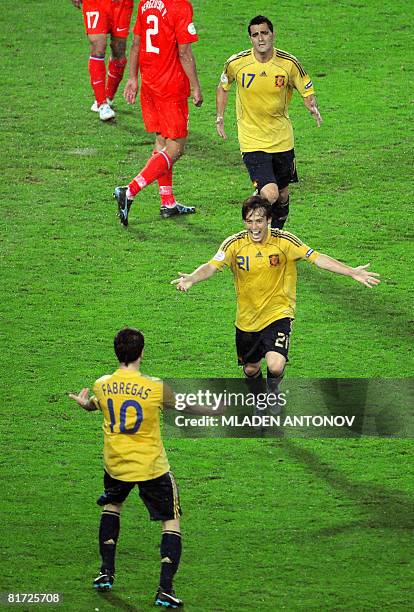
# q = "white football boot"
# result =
<box><xmin>91</xmin><ymin>98</ymin><xmax>114</xmax><ymax>112</ymax></box>
<box><xmin>99</xmin><ymin>103</ymin><xmax>115</xmax><ymax>121</ymax></box>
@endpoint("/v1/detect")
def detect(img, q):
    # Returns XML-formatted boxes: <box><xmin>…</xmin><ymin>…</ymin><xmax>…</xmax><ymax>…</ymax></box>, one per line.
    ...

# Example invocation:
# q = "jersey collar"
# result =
<box><xmin>251</xmin><ymin>47</ymin><xmax>277</xmax><ymax>64</ymax></box>
<box><xmin>115</xmin><ymin>368</ymin><xmax>141</xmax><ymax>376</ymax></box>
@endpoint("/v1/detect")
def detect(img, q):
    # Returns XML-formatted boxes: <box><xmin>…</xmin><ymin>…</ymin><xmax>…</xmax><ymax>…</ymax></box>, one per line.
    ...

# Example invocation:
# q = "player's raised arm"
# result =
<box><xmin>314</xmin><ymin>254</ymin><xmax>380</xmax><ymax>288</ymax></box>
<box><xmin>303</xmin><ymin>94</ymin><xmax>322</xmax><ymax>127</ymax></box>
<box><xmin>68</xmin><ymin>388</ymin><xmax>98</xmax><ymax>411</ymax></box>
<box><xmin>178</xmin><ymin>43</ymin><xmax>203</xmax><ymax>107</ymax></box>
<box><xmin>216</xmin><ymin>85</ymin><xmax>229</xmax><ymax>139</ymax></box>
<box><xmin>124</xmin><ymin>34</ymin><xmax>140</xmax><ymax>105</ymax></box>
<box><xmin>171</xmin><ymin>263</ymin><xmax>218</xmax><ymax>292</ymax></box>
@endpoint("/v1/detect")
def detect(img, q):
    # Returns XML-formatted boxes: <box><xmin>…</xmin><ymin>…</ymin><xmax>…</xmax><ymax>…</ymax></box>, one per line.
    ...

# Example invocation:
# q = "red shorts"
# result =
<box><xmin>82</xmin><ymin>0</ymin><xmax>134</xmax><ymax>38</ymax></box>
<box><xmin>140</xmin><ymin>86</ymin><xmax>189</xmax><ymax>140</ymax></box>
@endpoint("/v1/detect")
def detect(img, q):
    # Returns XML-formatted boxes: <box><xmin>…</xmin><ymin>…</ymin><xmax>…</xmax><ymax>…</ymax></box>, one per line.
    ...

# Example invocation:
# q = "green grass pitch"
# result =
<box><xmin>1</xmin><ymin>0</ymin><xmax>413</xmax><ymax>610</ymax></box>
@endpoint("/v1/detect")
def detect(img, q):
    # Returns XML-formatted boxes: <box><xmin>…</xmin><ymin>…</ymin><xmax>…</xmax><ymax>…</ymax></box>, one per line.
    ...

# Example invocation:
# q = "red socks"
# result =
<box><xmin>106</xmin><ymin>57</ymin><xmax>127</xmax><ymax>101</ymax></box>
<box><xmin>155</xmin><ymin>151</ymin><xmax>175</xmax><ymax>207</ymax></box>
<box><xmin>89</xmin><ymin>56</ymin><xmax>127</xmax><ymax>105</ymax></box>
<box><xmin>128</xmin><ymin>151</ymin><xmax>173</xmax><ymax>197</ymax></box>
<box><xmin>88</xmin><ymin>56</ymin><xmax>107</xmax><ymax>106</ymax></box>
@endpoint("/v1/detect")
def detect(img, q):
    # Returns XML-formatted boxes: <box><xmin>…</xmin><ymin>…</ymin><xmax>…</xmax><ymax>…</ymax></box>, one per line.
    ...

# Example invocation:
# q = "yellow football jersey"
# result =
<box><xmin>209</xmin><ymin>229</ymin><xmax>319</xmax><ymax>331</ymax></box>
<box><xmin>220</xmin><ymin>48</ymin><xmax>314</xmax><ymax>152</ymax></box>
<box><xmin>92</xmin><ymin>369</ymin><xmax>171</xmax><ymax>482</ymax></box>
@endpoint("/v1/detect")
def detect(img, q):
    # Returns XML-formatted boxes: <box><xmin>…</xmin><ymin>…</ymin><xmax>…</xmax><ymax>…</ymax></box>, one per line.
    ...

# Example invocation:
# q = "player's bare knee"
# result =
<box><xmin>267</xmin><ymin>363</ymin><xmax>284</xmax><ymax>377</ymax></box>
<box><xmin>260</xmin><ymin>183</ymin><xmax>279</xmax><ymax>205</ymax></box>
<box><xmin>278</xmin><ymin>186</ymin><xmax>289</xmax><ymax>205</ymax></box>
<box><xmin>155</xmin><ymin>134</ymin><xmax>167</xmax><ymax>151</ymax></box>
<box><xmin>166</xmin><ymin>143</ymin><xmax>185</xmax><ymax>162</ymax></box>
<box><xmin>89</xmin><ymin>38</ymin><xmax>106</xmax><ymax>57</ymax></box>
<box><xmin>173</xmin><ymin>147</ymin><xmax>185</xmax><ymax>162</ymax></box>
<box><xmin>110</xmin><ymin>37</ymin><xmax>127</xmax><ymax>59</ymax></box>
<box><xmin>243</xmin><ymin>363</ymin><xmax>261</xmax><ymax>378</ymax></box>
<box><xmin>265</xmin><ymin>352</ymin><xmax>286</xmax><ymax>377</ymax></box>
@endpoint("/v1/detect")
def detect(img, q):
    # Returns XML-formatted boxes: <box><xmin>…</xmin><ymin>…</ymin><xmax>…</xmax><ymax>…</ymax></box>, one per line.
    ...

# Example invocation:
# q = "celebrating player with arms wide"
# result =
<box><xmin>172</xmin><ymin>196</ymin><xmax>379</xmax><ymax>398</ymax></box>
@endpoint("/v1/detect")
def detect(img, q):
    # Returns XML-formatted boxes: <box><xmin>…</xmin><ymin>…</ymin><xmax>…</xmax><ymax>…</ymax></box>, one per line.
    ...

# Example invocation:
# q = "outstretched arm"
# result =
<box><xmin>124</xmin><ymin>35</ymin><xmax>140</xmax><ymax>104</ymax></box>
<box><xmin>178</xmin><ymin>43</ymin><xmax>203</xmax><ymax>107</ymax></box>
<box><xmin>314</xmin><ymin>254</ymin><xmax>380</xmax><ymax>288</ymax></box>
<box><xmin>216</xmin><ymin>85</ymin><xmax>229</xmax><ymax>139</ymax></box>
<box><xmin>171</xmin><ymin>263</ymin><xmax>218</xmax><ymax>292</ymax></box>
<box><xmin>303</xmin><ymin>94</ymin><xmax>322</xmax><ymax>127</ymax></box>
<box><xmin>68</xmin><ymin>388</ymin><xmax>98</xmax><ymax>411</ymax></box>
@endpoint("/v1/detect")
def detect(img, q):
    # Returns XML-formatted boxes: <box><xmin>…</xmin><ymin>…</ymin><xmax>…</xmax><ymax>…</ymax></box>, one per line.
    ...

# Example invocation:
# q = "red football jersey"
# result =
<box><xmin>133</xmin><ymin>0</ymin><xmax>198</xmax><ymax>98</ymax></box>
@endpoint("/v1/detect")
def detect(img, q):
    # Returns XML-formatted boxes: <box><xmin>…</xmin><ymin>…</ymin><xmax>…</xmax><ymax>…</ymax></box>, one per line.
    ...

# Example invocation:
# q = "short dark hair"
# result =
<box><xmin>242</xmin><ymin>195</ymin><xmax>272</xmax><ymax>220</ymax></box>
<box><xmin>114</xmin><ymin>327</ymin><xmax>144</xmax><ymax>365</ymax></box>
<box><xmin>248</xmin><ymin>15</ymin><xmax>274</xmax><ymax>36</ymax></box>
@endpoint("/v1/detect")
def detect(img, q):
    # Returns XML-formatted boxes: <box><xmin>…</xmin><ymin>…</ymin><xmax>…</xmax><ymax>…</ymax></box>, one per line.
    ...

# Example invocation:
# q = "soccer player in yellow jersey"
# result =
<box><xmin>172</xmin><ymin>196</ymin><xmax>379</xmax><ymax>397</ymax></box>
<box><xmin>216</xmin><ymin>15</ymin><xmax>322</xmax><ymax>229</ymax></box>
<box><xmin>69</xmin><ymin>327</ymin><xmax>184</xmax><ymax>608</ymax></box>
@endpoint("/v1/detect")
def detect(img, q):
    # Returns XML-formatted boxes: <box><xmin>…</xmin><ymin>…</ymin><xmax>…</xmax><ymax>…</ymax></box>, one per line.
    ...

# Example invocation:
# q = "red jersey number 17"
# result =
<box><xmin>86</xmin><ymin>11</ymin><xmax>99</xmax><ymax>29</ymax></box>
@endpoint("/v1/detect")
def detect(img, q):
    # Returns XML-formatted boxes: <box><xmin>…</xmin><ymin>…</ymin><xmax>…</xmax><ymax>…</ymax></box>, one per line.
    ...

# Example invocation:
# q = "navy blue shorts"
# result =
<box><xmin>236</xmin><ymin>318</ymin><xmax>293</xmax><ymax>365</ymax></box>
<box><xmin>242</xmin><ymin>149</ymin><xmax>298</xmax><ymax>192</ymax></box>
<box><xmin>97</xmin><ymin>470</ymin><xmax>182</xmax><ymax>521</ymax></box>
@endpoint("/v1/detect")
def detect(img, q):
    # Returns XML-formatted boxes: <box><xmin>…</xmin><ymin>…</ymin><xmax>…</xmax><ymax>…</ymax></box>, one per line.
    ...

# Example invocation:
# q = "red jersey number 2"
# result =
<box><xmin>146</xmin><ymin>15</ymin><xmax>160</xmax><ymax>54</ymax></box>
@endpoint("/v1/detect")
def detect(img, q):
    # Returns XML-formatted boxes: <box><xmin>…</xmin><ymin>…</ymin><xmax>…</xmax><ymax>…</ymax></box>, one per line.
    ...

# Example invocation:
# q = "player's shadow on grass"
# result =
<box><xmin>97</xmin><ymin>590</ymin><xmax>144</xmax><ymax>611</ymax></box>
<box><xmin>300</xmin><ymin>265</ymin><xmax>413</xmax><ymax>345</ymax></box>
<box><xmin>124</xmin><ymin>212</ymin><xmax>228</xmax><ymax>245</ymax></box>
<box><xmin>115</xmin><ymin>119</ymin><xmax>243</xmax><ymax>166</ymax></box>
<box><xmin>282</xmin><ymin>439</ymin><xmax>414</xmax><ymax>533</ymax></box>
<box><xmin>173</xmin><ymin>218</ymin><xmax>232</xmax><ymax>244</ymax></box>
<box><xmin>317</xmin><ymin>378</ymin><xmax>413</xmax><ymax>437</ymax></box>
<box><xmin>187</xmin><ymin>129</ymin><xmax>244</xmax><ymax>163</ymax></box>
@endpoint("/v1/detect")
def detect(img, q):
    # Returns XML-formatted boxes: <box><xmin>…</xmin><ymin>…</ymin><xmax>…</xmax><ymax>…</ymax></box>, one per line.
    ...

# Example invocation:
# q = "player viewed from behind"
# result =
<box><xmin>69</xmin><ymin>327</ymin><xmax>184</xmax><ymax>608</ymax></box>
<box><xmin>71</xmin><ymin>0</ymin><xmax>135</xmax><ymax>121</ymax></box>
<box><xmin>172</xmin><ymin>196</ymin><xmax>379</xmax><ymax>403</ymax></box>
<box><xmin>114</xmin><ymin>0</ymin><xmax>203</xmax><ymax>226</ymax></box>
<box><xmin>216</xmin><ymin>15</ymin><xmax>322</xmax><ymax>229</ymax></box>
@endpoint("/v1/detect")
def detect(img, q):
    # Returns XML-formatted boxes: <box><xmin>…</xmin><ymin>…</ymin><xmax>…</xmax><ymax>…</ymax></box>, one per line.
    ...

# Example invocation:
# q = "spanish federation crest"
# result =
<box><xmin>269</xmin><ymin>254</ymin><xmax>280</xmax><ymax>266</ymax></box>
<box><xmin>275</xmin><ymin>75</ymin><xmax>285</xmax><ymax>88</ymax></box>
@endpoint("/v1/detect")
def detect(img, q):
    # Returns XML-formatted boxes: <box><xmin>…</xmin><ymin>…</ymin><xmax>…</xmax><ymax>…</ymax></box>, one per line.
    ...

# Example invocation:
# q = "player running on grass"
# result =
<box><xmin>114</xmin><ymin>0</ymin><xmax>203</xmax><ymax>226</ymax></box>
<box><xmin>71</xmin><ymin>0</ymin><xmax>135</xmax><ymax>121</ymax></box>
<box><xmin>172</xmin><ymin>196</ymin><xmax>379</xmax><ymax>402</ymax></box>
<box><xmin>216</xmin><ymin>15</ymin><xmax>322</xmax><ymax>229</ymax></box>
